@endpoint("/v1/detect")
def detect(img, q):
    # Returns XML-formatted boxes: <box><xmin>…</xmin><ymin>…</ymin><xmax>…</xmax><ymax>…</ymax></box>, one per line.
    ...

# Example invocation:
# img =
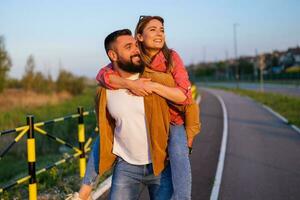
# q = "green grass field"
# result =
<box><xmin>0</xmin><ymin>87</ymin><xmax>96</xmax><ymax>130</ymax></box>
<box><xmin>0</xmin><ymin>87</ymin><xmax>98</xmax><ymax>199</ymax></box>
<box><xmin>214</xmin><ymin>87</ymin><xmax>300</xmax><ymax>127</ymax></box>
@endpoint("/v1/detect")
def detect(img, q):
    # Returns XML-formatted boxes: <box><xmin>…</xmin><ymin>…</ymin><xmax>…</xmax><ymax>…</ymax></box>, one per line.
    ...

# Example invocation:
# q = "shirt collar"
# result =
<box><xmin>150</xmin><ymin>51</ymin><xmax>167</xmax><ymax>69</ymax></box>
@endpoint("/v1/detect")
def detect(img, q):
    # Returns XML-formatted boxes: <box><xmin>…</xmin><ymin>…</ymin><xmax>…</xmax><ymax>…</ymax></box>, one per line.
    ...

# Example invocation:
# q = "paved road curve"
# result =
<box><xmin>207</xmin><ymin>88</ymin><xmax>300</xmax><ymax>200</ymax></box>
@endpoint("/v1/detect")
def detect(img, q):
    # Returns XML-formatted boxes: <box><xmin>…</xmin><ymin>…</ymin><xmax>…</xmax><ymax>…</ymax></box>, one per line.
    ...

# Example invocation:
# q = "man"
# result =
<box><xmin>71</xmin><ymin>29</ymin><xmax>181</xmax><ymax>200</ymax></box>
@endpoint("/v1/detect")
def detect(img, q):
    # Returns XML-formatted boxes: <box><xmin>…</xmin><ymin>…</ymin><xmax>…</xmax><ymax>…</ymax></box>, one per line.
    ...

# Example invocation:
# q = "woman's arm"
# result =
<box><xmin>144</xmin><ymin>81</ymin><xmax>186</xmax><ymax>103</ymax></box>
<box><xmin>169</xmin><ymin>50</ymin><xmax>193</xmax><ymax>105</ymax></box>
<box><xmin>141</xmin><ymin>50</ymin><xmax>192</xmax><ymax>104</ymax></box>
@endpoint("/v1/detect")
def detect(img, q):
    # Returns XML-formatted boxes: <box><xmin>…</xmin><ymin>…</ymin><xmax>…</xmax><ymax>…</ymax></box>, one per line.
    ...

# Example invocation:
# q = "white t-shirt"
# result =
<box><xmin>106</xmin><ymin>73</ymin><xmax>151</xmax><ymax>165</ymax></box>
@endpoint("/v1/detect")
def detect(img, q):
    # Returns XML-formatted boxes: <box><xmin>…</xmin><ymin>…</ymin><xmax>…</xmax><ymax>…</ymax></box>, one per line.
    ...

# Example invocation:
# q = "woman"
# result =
<box><xmin>73</xmin><ymin>16</ymin><xmax>200</xmax><ymax>200</ymax></box>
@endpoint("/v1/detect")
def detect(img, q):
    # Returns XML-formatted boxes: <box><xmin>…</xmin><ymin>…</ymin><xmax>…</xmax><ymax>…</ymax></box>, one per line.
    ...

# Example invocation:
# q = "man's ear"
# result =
<box><xmin>108</xmin><ymin>50</ymin><xmax>118</xmax><ymax>62</ymax></box>
<box><xmin>136</xmin><ymin>33</ymin><xmax>143</xmax><ymax>42</ymax></box>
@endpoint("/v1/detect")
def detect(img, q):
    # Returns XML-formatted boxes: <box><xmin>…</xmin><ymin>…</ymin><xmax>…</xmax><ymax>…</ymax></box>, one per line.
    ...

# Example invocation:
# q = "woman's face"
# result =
<box><xmin>138</xmin><ymin>19</ymin><xmax>165</xmax><ymax>52</ymax></box>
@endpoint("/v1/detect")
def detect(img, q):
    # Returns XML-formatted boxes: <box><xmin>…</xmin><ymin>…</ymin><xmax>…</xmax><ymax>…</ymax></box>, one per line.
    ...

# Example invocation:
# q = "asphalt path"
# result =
<box><xmin>207</xmin><ymin>88</ymin><xmax>300</xmax><ymax>200</ymax></box>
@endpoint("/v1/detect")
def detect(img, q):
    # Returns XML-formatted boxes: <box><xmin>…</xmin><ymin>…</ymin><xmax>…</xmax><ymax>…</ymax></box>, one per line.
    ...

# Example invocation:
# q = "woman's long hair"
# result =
<box><xmin>135</xmin><ymin>16</ymin><xmax>173</xmax><ymax>72</ymax></box>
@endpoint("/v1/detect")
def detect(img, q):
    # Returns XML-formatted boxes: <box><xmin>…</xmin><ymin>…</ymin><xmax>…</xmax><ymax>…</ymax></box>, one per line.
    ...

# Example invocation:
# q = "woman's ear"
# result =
<box><xmin>108</xmin><ymin>50</ymin><xmax>118</xmax><ymax>62</ymax></box>
<box><xmin>136</xmin><ymin>33</ymin><xmax>143</xmax><ymax>42</ymax></box>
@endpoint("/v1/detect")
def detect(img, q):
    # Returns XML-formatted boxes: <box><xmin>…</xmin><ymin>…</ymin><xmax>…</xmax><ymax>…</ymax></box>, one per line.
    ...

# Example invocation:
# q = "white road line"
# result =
<box><xmin>261</xmin><ymin>104</ymin><xmax>300</xmax><ymax>134</ymax></box>
<box><xmin>262</xmin><ymin>105</ymin><xmax>289</xmax><ymax>124</ymax></box>
<box><xmin>196</xmin><ymin>94</ymin><xmax>201</xmax><ymax>105</ymax></box>
<box><xmin>209</xmin><ymin>92</ymin><xmax>229</xmax><ymax>200</ymax></box>
<box><xmin>92</xmin><ymin>175</ymin><xmax>112</xmax><ymax>200</ymax></box>
<box><xmin>291</xmin><ymin>125</ymin><xmax>300</xmax><ymax>134</ymax></box>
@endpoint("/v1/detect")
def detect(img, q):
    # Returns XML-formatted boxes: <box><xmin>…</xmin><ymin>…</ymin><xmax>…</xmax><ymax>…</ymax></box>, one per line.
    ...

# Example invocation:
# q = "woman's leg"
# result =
<box><xmin>79</xmin><ymin>136</ymin><xmax>100</xmax><ymax>199</ymax></box>
<box><xmin>168</xmin><ymin>125</ymin><xmax>191</xmax><ymax>200</ymax></box>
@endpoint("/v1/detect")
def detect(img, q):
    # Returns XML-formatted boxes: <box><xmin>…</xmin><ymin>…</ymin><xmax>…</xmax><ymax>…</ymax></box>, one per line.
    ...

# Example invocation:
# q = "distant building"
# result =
<box><xmin>287</xmin><ymin>46</ymin><xmax>300</xmax><ymax>65</ymax></box>
<box><xmin>279</xmin><ymin>46</ymin><xmax>300</xmax><ymax>68</ymax></box>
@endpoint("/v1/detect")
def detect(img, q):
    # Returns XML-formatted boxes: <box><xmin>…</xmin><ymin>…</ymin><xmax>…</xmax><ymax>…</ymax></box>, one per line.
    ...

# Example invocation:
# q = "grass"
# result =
<box><xmin>0</xmin><ymin>87</ymin><xmax>100</xmax><ymax>198</ymax></box>
<box><xmin>213</xmin><ymin>86</ymin><xmax>300</xmax><ymax>127</ymax></box>
<box><xmin>0</xmin><ymin>155</ymin><xmax>81</xmax><ymax>200</ymax></box>
<box><xmin>0</xmin><ymin>86</ymin><xmax>98</xmax><ymax>156</ymax></box>
<box><xmin>0</xmin><ymin>87</ymin><xmax>96</xmax><ymax>130</ymax></box>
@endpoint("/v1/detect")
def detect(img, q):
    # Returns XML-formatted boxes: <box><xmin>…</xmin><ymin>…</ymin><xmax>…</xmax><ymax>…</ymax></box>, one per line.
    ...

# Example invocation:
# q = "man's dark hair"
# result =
<box><xmin>104</xmin><ymin>29</ymin><xmax>132</xmax><ymax>54</ymax></box>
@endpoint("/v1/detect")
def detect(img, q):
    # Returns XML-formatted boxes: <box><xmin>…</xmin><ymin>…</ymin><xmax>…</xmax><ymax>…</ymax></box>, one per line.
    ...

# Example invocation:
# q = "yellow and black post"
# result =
<box><xmin>78</xmin><ymin>107</ymin><xmax>86</xmax><ymax>178</ymax></box>
<box><xmin>191</xmin><ymin>84</ymin><xmax>198</xmax><ymax>100</ymax></box>
<box><xmin>27</xmin><ymin>115</ymin><xmax>37</xmax><ymax>200</ymax></box>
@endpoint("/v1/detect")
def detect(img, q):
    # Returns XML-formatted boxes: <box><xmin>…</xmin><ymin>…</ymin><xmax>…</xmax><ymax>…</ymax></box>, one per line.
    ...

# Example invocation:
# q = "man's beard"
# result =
<box><xmin>117</xmin><ymin>55</ymin><xmax>144</xmax><ymax>73</ymax></box>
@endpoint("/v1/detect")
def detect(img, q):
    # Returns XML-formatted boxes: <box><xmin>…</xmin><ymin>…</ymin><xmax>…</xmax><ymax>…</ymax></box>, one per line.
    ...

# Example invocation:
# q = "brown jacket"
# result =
<box><xmin>96</xmin><ymin>68</ymin><xmax>175</xmax><ymax>176</ymax></box>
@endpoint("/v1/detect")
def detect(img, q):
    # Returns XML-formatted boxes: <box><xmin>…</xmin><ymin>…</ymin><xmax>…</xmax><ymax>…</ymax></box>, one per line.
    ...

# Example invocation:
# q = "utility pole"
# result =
<box><xmin>225</xmin><ymin>49</ymin><xmax>229</xmax><ymax>80</ymax></box>
<box><xmin>254</xmin><ymin>48</ymin><xmax>258</xmax><ymax>81</ymax></box>
<box><xmin>259</xmin><ymin>54</ymin><xmax>266</xmax><ymax>92</ymax></box>
<box><xmin>233</xmin><ymin>23</ymin><xmax>239</xmax><ymax>89</ymax></box>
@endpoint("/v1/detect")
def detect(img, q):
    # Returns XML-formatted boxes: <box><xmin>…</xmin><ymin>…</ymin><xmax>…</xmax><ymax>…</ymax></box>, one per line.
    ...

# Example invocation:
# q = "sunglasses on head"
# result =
<box><xmin>138</xmin><ymin>15</ymin><xmax>150</xmax><ymax>23</ymax></box>
<box><xmin>137</xmin><ymin>15</ymin><xmax>164</xmax><ymax>27</ymax></box>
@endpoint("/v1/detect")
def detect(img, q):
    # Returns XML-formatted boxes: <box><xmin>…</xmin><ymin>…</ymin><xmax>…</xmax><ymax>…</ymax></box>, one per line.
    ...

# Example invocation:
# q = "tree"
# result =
<box><xmin>238</xmin><ymin>58</ymin><xmax>254</xmax><ymax>76</ymax></box>
<box><xmin>0</xmin><ymin>36</ymin><xmax>12</xmax><ymax>92</ymax></box>
<box><xmin>22</xmin><ymin>55</ymin><xmax>35</xmax><ymax>90</ymax></box>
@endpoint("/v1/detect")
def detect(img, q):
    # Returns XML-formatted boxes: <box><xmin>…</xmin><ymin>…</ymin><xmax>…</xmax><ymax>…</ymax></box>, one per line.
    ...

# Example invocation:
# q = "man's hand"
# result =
<box><xmin>127</xmin><ymin>78</ymin><xmax>153</xmax><ymax>96</ymax></box>
<box><xmin>188</xmin><ymin>137</ymin><xmax>194</xmax><ymax>155</ymax></box>
<box><xmin>188</xmin><ymin>138</ymin><xmax>194</xmax><ymax>148</ymax></box>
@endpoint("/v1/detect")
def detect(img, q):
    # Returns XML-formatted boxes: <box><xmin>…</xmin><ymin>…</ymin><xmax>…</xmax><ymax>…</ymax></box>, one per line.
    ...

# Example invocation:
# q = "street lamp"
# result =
<box><xmin>233</xmin><ymin>23</ymin><xmax>239</xmax><ymax>89</ymax></box>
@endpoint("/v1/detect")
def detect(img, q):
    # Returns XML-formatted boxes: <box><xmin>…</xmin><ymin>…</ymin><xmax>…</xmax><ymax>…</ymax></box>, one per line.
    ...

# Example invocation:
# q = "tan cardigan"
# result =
<box><xmin>96</xmin><ymin>68</ymin><xmax>175</xmax><ymax>176</ymax></box>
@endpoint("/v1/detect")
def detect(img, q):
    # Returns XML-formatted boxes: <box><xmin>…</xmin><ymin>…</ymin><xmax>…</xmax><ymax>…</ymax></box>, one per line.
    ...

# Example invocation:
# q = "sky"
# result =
<box><xmin>1</xmin><ymin>0</ymin><xmax>300</xmax><ymax>79</ymax></box>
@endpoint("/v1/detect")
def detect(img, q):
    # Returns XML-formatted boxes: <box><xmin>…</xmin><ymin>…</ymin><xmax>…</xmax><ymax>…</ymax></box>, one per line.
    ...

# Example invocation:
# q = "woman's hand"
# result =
<box><xmin>127</xmin><ymin>78</ymin><xmax>153</xmax><ymax>96</ymax></box>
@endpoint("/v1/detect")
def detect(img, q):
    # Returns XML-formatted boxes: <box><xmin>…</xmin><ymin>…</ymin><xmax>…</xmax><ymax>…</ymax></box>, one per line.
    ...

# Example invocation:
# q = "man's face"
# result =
<box><xmin>111</xmin><ymin>35</ymin><xmax>143</xmax><ymax>73</ymax></box>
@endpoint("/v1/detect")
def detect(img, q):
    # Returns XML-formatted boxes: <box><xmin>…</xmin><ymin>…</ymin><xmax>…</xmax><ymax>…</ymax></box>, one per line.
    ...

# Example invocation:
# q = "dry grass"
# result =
<box><xmin>0</xmin><ymin>89</ymin><xmax>72</xmax><ymax>112</ymax></box>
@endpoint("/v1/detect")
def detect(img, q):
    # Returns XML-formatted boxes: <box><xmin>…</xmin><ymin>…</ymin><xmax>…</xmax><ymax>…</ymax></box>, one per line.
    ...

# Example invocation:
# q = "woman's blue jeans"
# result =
<box><xmin>168</xmin><ymin>125</ymin><xmax>191</xmax><ymax>200</ymax></box>
<box><xmin>82</xmin><ymin>136</ymin><xmax>99</xmax><ymax>185</ymax></box>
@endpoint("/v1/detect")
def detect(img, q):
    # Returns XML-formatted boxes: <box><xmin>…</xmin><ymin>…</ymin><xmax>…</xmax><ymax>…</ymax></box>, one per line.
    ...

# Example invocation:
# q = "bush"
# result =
<box><xmin>6</xmin><ymin>78</ymin><xmax>22</xmax><ymax>89</ymax></box>
<box><xmin>285</xmin><ymin>66</ymin><xmax>300</xmax><ymax>73</ymax></box>
<box><xmin>32</xmin><ymin>72</ymin><xmax>54</xmax><ymax>93</ymax></box>
<box><xmin>56</xmin><ymin>69</ymin><xmax>86</xmax><ymax>95</ymax></box>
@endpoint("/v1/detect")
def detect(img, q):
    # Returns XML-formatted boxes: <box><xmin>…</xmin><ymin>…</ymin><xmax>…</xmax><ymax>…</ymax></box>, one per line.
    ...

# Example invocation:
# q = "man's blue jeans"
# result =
<box><xmin>168</xmin><ymin>125</ymin><xmax>192</xmax><ymax>200</ymax></box>
<box><xmin>82</xmin><ymin>138</ymin><xmax>173</xmax><ymax>200</ymax></box>
<box><xmin>109</xmin><ymin>157</ymin><xmax>173</xmax><ymax>200</ymax></box>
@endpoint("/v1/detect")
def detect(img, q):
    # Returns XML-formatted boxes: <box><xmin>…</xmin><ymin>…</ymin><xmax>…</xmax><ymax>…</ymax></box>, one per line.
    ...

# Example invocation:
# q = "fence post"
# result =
<box><xmin>191</xmin><ymin>84</ymin><xmax>198</xmax><ymax>100</ymax></box>
<box><xmin>77</xmin><ymin>107</ymin><xmax>86</xmax><ymax>178</ymax></box>
<box><xmin>27</xmin><ymin>115</ymin><xmax>37</xmax><ymax>200</ymax></box>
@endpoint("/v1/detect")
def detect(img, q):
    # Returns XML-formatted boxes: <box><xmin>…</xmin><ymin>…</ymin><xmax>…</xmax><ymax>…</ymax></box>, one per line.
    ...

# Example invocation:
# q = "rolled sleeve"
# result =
<box><xmin>96</xmin><ymin>64</ymin><xmax>119</xmax><ymax>90</ymax></box>
<box><xmin>171</xmin><ymin>50</ymin><xmax>192</xmax><ymax>105</ymax></box>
